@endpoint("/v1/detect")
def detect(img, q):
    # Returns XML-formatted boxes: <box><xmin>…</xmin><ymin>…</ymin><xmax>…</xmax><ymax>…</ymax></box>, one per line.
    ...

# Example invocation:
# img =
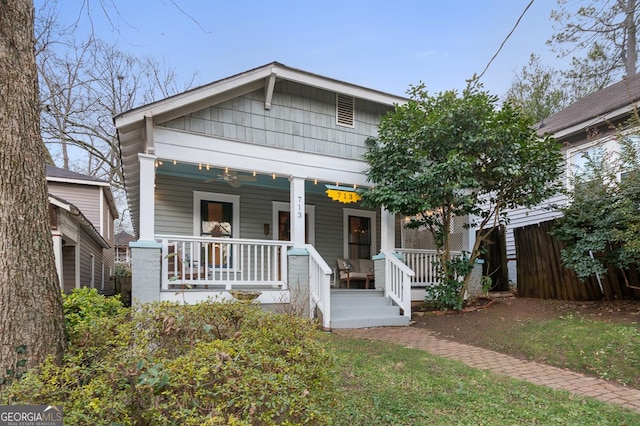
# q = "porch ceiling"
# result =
<box><xmin>155</xmin><ymin>162</ymin><xmax>347</xmax><ymax>196</ymax></box>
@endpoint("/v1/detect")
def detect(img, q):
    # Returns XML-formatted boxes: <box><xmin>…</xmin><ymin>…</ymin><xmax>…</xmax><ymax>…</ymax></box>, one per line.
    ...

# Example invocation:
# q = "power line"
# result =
<box><xmin>476</xmin><ymin>0</ymin><xmax>535</xmax><ymax>82</ymax></box>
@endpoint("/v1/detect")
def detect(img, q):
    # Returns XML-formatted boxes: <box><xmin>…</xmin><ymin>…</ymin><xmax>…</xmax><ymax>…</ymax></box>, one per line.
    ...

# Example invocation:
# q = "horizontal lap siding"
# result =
<box><xmin>48</xmin><ymin>183</ymin><xmax>101</xmax><ymax>226</ymax></box>
<box><xmin>505</xmin><ymin>193</ymin><xmax>567</xmax><ymax>259</ymax></box>
<box><xmin>154</xmin><ymin>174</ymin><xmax>378</xmax><ymax>267</ymax></box>
<box><xmin>161</xmin><ymin>81</ymin><xmax>390</xmax><ymax>161</ymax></box>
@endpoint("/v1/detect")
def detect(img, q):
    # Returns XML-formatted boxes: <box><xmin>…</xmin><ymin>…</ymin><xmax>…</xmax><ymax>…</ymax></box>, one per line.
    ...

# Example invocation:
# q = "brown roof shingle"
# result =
<box><xmin>536</xmin><ymin>74</ymin><xmax>640</xmax><ymax>136</ymax></box>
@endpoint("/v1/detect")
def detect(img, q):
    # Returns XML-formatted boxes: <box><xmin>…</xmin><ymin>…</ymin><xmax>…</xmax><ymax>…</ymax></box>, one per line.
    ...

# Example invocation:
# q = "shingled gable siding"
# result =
<box><xmin>159</xmin><ymin>80</ymin><xmax>390</xmax><ymax>161</ymax></box>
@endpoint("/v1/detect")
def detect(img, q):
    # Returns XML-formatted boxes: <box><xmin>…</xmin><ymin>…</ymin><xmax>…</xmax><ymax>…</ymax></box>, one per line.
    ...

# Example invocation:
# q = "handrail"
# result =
<box><xmin>158</xmin><ymin>235</ymin><xmax>292</xmax><ymax>290</ymax></box>
<box><xmin>305</xmin><ymin>244</ymin><xmax>332</xmax><ymax>330</ymax></box>
<box><xmin>395</xmin><ymin>248</ymin><xmax>462</xmax><ymax>285</ymax></box>
<box><xmin>381</xmin><ymin>250</ymin><xmax>414</xmax><ymax>317</ymax></box>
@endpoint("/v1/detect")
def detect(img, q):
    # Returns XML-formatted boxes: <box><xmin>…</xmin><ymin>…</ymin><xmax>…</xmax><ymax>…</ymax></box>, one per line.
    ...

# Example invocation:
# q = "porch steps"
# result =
<box><xmin>330</xmin><ymin>289</ymin><xmax>410</xmax><ymax>329</ymax></box>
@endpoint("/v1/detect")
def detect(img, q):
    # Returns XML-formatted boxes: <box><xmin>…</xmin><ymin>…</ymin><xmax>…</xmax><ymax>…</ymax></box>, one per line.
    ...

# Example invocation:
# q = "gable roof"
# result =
<box><xmin>114</xmin><ymin>61</ymin><xmax>407</xmax><ymax>134</ymax></box>
<box><xmin>115</xmin><ymin>230</ymin><xmax>136</xmax><ymax>246</ymax></box>
<box><xmin>46</xmin><ymin>164</ymin><xmax>108</xmax><ymax>183</ymax></box>
<box><xmin>46</xmin><ymin>164</ymin><xmax>119</xmax><ymax>219</ymax></box>
<box><xmin>536</xmin><ymin>74</ymin><xmax>640</xmax><ymax>138</ymax></box>
<box><xmin>49</xmin><ymin>194</ymin><xmax>110</xmax><ymax>248</ymax></box>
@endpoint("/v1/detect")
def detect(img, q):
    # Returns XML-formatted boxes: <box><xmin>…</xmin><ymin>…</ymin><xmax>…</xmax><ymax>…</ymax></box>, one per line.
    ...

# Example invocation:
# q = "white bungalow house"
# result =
<box><xmin>504</xmin><ymin>74</ymin><xmax>640</xmax><ymax>283</ymax></box>
<box><xmin>114</xmin><ymin>62</ymin><xmax>477</xmax><ymax>329</ymax></box>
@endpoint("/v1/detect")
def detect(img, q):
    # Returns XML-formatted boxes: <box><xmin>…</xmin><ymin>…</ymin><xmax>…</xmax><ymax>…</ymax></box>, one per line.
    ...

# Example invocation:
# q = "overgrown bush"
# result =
<box><xmin>1</xmin><ymin>299</ymin><xmax>337</xmax><ymax>425</ymax></box>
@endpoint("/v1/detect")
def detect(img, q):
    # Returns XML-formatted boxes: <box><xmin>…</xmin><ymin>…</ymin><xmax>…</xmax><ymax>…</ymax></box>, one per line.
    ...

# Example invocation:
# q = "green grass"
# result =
<box><xmin>325</xmin><ymin>334</ymin><xmax>640</xmax><ymax>425</ymax></box>
<box><xmin>478</xmin><ymin>315</ymin><xmax>640</xmax><ymax>388</ymax></box>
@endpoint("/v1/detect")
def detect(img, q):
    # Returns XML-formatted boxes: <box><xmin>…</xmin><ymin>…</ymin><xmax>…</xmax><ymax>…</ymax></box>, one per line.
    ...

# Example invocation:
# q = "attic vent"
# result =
<box><xmin>336</xmin><ymin>93</ymin><xmax>355</xmax><ymax>127</ymax></box>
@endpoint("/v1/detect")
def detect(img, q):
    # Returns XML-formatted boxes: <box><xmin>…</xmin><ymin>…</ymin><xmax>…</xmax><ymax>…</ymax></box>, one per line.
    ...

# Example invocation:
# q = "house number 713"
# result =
<box><xmin>297</xmin><ymin>196</ymin><xmax>302</xmax><ymax>218</ymax></box>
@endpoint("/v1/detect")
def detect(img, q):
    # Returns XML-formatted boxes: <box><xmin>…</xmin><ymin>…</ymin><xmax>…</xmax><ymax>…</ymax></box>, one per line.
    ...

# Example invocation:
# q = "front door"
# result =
<box><xmin>343</xmin><ymin>208</ymin><xmax>377</xmax><ymax>259</ymax></box>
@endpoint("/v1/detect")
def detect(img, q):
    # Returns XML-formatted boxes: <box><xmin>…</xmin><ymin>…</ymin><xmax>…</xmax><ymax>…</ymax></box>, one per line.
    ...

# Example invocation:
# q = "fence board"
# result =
<box><xmin>514</xmin><ymin>219</ymin><xmax>640</xmax><ymax>301</ymax></box>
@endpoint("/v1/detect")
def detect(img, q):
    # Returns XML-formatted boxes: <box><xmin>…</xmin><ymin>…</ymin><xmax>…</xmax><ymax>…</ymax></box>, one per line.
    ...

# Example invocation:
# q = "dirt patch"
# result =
<box><xmin>411</xmin><ymin>295</ymin><xmax>640</xmax><ymax>347</ymax></box>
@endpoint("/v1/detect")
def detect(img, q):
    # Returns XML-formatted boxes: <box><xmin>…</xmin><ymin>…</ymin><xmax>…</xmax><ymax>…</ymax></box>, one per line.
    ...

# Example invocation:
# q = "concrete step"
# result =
<box><xmin>331</xmin><ymin>304</ymin><xmax>400</xmax><ymax>318</ymax></box>
<box><xmin>330</xmin><ymin>315</ymin><xmax>410</xmax><ymax>329</ymax></box>
<box><xmin>331</xmin><ymin>295</ymin><xmax>393</xmax><ymax>308</ymax></box>
<box><xmin>329</xmin><ymin>289</ymin><xmax>409</xmax><ymax>329</ymax></box>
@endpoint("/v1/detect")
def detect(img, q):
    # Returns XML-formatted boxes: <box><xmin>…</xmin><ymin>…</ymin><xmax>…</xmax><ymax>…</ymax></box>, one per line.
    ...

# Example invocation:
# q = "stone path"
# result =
<box><xmin>335</xmin><ymin>327</ymin><xmax>640</xmax><ymax>414</ymax></box>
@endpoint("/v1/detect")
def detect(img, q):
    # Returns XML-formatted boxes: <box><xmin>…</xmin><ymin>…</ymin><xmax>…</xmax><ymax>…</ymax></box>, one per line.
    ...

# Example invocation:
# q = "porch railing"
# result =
<box><xmin>306</xmin><ymin>244</ymin><xmax>332</xmax><ymax>330</ymax></box>
<box><xmin>395</xmin><ymin>248</ymin><xmax>462</xmax><ymax>285</ymax></box>
<box><xmin>381</xmin><ymin>250</ymin><xmax>414</xmax><ymax>317</ymax></box>
<box><xmin>157</xmin><ymin>235</ymin><xmax>293</xmax><ymax>290</ymax></box>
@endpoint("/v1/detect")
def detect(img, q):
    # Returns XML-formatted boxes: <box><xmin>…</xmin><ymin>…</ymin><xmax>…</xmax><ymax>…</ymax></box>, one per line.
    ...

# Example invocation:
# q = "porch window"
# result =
<box><xmin>200</xmin><ymin>200</ymin><xmax>233</xmax><ymax>237</ymax></box>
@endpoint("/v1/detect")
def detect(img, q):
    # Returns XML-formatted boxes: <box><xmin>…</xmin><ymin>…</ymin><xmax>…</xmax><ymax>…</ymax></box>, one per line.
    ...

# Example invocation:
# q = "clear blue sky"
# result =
<box><xmin>43</xmin><ymin>0</ymin><xmax>563</xmax><ymax>99</ymax></box>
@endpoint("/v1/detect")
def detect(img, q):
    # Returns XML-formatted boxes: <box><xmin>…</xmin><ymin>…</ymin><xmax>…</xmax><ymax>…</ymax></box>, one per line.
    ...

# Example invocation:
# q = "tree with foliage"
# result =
<box><xmin>504</xmin><ymin>53</ymin><xmax>569</xmax><ymax>123</ymax></box>
<box><xmin>0</xmin><ymin>0</ymin><xmax>66</xmax><ymax>383</ymax></box>
<box><xmin>363</xmin><ymin>82</ymin><xmax>564</xmax><ymax>310</ymax></box>
<box><xmin>33</xmin><ymin>1</ymin><xmax>192</xmax><ymax>231</ymax></box>
<box><xmin>554</xmin><ymin>130</ymin><xmax>640</xmax><ymax>291</ymax></box>
<box><xmin>549</xmin><ymin>0</ymin><xmax>639</xmax><ymax>84</ymax></box>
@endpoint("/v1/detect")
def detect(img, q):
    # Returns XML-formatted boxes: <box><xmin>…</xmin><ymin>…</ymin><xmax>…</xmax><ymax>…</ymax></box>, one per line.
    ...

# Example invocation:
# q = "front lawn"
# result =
<box><xmin>327</xmin><ymin>334</ymin><xmax>640</xmax><ymax>425</ymax></box>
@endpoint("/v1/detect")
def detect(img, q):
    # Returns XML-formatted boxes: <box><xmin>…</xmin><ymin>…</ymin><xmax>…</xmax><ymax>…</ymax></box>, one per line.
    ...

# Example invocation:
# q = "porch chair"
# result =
<box><xmin>167</xmin><ymin>243</ymin><xmax>208</xmax><ymax>287</ymax></box>
<box><xmin>337</xmin><ymin>259</ymin><xmax>375</xmax><ymax>289</ymax></box>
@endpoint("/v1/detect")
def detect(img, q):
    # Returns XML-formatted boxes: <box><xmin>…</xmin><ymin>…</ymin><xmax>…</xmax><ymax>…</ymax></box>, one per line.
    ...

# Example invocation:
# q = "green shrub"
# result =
<box><xmin>63</xmin><ymin>287</ymin><xmax>126</xmax><ymax>330</ymax></box>
<box><xmin>1</xmin><ymin>300</ymin><xmax>337</xmax><ymax>425</ymax></box>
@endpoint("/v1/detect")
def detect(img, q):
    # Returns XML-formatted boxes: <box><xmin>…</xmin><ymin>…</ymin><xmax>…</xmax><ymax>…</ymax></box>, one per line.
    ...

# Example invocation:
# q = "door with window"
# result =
<box><xmin>201</xmin><ymin>200</ymin><xmax>233</xmax><ymax>267</ymax></box>
<box><xmin>348</xmin><ymin>215</ymin><xmax>371</xmax><ymax>259</ymax></box>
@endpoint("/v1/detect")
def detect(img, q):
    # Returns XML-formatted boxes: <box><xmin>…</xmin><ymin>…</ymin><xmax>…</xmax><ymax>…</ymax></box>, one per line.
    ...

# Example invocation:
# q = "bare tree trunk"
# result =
<box><xmin>0</xmin><ymin>0</ymin><xmax>65</xmax><ymax>381</ymax></box>
<box><xmin>625</xmin><ymin>0</ymin><xmax>638</xmax><ymax>77</ymax></box>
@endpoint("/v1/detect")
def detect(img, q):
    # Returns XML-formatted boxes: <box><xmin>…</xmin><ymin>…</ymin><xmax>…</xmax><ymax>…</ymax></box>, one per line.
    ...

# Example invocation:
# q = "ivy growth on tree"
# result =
<box><xmin>362</xmin><ymin>81</ymin><xmax>563</xmax><ymax>310</ymax></box>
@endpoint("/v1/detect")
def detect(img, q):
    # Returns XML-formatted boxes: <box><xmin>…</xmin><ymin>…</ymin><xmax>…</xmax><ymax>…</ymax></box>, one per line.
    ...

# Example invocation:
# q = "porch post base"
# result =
<box><xmin>287</xmin><ymin>248</ymin><xmax>310</xmax><ymax>317</ymax></box>
<box><xmin>130</xmin><ymin>241</ymin><xmax>162</xmax><ymax>305</ymax></box>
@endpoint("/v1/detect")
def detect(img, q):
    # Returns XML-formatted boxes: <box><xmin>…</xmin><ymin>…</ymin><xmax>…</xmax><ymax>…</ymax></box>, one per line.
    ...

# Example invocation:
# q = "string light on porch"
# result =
<box><xmin>198</xmin><ymin>163</ymin><xmax>202</xmax><ymax>170</ymax></box>
<box><xmin>206</xmin><ymin>164</ymin><xmax>210</xmax><ymax>171</ymax></box>
<box><xmin>252</xmin><ymin>171</ymin><xmax>256</xmax><ymax>177</ymax></box>
<box><xmin>173</xmin><ymin>160</ymin><xmax>177</xmax><ymax>165</ymax></box>
<box><xmin>272</xmin><ymin>172</ymin><xmax>277</xmax><ymax>179</ymax></box>
<box><xmin>314</xmin><ymin>179</ymin><xmax>318</xmax><ymax>185</ymax></box>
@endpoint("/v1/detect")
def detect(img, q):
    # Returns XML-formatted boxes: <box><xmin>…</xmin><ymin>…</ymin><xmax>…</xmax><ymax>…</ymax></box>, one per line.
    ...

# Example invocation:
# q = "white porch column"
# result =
<box><xmin>380</xmin><ymin>207</ymin><xmax>396</xmax><ymax>252</ymax></box>
<box><xmin>138</xmin><ymin>153</ymin><xmax>157</xmax><ymax>242</ymax></box>
<box><xmin>289</xmin><ymin>176</ymin><xmax>306</xmax><ymax>248</ymax></box>
<box><xmin>52</xmin><ymin>231</ymin><xmax>63</xmax><ymax>289</ymax></box>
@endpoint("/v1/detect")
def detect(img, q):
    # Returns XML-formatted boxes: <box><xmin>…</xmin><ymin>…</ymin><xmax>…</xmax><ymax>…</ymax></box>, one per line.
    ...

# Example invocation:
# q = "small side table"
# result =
<box><xmin>365</xmin><ymin>274</ymin><xmax>375</xmax><ymax>289</ymax></box>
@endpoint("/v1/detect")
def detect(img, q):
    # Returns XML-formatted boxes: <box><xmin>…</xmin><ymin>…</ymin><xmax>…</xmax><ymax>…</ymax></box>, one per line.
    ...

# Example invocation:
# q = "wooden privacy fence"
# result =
<box><xmin>112</xmin><ymin>275</ymin><xmax>132</xmax><ymax>307</ymax></box>
<box><xmin>514</xmin><ymin>220</ymin><xmax>640</xmax><ymax>301</ymax></box>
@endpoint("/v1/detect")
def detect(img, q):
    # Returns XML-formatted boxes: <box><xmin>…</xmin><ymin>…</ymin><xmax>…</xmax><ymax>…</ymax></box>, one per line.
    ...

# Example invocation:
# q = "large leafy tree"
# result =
<box><xmin>0</xmin><ymin>0</ymin><xmax>66</xmax><ymax>381</ymax></box>
<box><xmin>504</xmin><ymin>54</ymin><xmax>569</xmax><ymax>123</ymax></box>
<box><xmin>363</xmin><ymin>82</ymin><xmax>563</xmax><ymax>309</ymax></box>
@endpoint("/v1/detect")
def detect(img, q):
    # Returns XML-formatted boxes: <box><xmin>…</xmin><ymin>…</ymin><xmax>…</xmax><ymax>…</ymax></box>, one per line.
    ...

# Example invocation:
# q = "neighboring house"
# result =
<box><xmin>504</xmin><ymin>74</ymin><xmax>640</xmax><ymax>281</ymax></box>
<box><xmin>47</xmin><ymin>165</ymin><xmax>119</xmax><ymax>294</ymax></box>
<box><xmin>115</xmin><ymin>230</ymin><xmax>136</xmax><ymax>269</ymax></box>
<box><xmin>114</xmin><ymin>62</ymin><xmax>478</xmax><ymax>329</ymax></box>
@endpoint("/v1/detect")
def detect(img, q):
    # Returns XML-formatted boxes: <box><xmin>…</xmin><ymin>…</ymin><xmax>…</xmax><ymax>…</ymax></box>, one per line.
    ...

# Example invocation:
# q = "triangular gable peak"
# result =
<box><xmin>115</xmin><ymin>61</ymin><xmax>406</xmax><ymax>135</ymax></box>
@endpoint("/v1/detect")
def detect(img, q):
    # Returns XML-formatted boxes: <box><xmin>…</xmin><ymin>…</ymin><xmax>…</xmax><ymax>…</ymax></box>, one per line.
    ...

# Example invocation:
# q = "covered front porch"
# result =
<box><xmin>132</xmin><ymin>231</ymin><xmax>466</xmax><ymax>328</ymax></box>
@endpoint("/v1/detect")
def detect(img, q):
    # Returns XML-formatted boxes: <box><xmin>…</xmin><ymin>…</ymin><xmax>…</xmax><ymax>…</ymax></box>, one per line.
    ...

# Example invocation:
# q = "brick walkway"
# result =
<box><xmin>335</xmin><ymin>327</ymin><xmax>640</xmax><ymax>414</ymax></box>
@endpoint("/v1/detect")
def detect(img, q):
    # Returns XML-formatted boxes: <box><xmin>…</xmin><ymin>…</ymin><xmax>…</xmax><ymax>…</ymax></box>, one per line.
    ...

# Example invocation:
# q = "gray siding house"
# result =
<box><xmin>47</xmin><ymin>165</ymin><xmax>118</xmax><ymax>293</ymax></box>
<box><xmin>115</xmin><ymin>62</ymin><xmax>477</xmax><ymax>329</ymax></box>
<box><xmin>504</xmin><ymin>74</ymin><xmax>640</xmax><ymax>281</ymax></box>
